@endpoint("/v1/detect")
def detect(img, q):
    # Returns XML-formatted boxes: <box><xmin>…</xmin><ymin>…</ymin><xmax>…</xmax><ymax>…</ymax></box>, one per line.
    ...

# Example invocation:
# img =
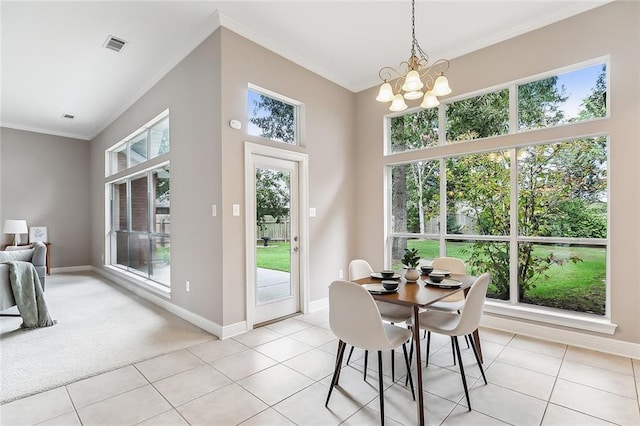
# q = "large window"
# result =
<box><xmin>106</xmin><ymin>111</ymin><xmax>170</xmax><ymax>289</ymax></box>
<box><xmin>386</xmin><ymin>61</ymin><xmax>608</xmax><ymax>319</ymax></box>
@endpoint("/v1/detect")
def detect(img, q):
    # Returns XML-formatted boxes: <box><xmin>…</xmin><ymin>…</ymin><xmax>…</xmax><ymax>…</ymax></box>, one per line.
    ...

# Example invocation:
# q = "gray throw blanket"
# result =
<box><xmin>7</xmin><ymin>261</ymin><xmax>56</xmax><ymax>328</ymax></box>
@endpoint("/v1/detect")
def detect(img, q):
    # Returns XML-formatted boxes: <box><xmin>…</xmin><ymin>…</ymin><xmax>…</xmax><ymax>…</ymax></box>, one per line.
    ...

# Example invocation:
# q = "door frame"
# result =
<box><xmin>244</xmin><ymin>142</ymin><xmax>310</xmax><ymax>330</ymax></box>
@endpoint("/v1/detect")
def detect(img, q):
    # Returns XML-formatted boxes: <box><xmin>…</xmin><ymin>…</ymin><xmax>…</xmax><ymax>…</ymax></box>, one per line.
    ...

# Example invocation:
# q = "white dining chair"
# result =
<box><xmin>414</xmin><ymin>257</ymin><xmax>471</xmax><ymax>366</ymax></box>
<box><xmin>347</xmin><ymin>259</ymin><xmax>413</xmax><ymax>381</ymax></box>
<box><xmin>416</xmin><ymin>272</ymin><xmax>491</xmax><ymax>410</ymax></box>
<box><xmin>429</xmin><ymin>257</ymin><xmax>467</xmax><ymax>312</ymax></box>
<box><xmin>326</xmin><ymin>280</ymin><xmax>414</xmax><ymax>422</ymax></box>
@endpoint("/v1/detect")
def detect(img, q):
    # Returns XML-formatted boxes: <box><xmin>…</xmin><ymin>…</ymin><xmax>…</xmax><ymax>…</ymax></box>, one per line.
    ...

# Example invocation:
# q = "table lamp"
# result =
<box><xmin>3</xmin><ymin>220</ymin><xmax>28</xmax><ymax>246</ymax></box>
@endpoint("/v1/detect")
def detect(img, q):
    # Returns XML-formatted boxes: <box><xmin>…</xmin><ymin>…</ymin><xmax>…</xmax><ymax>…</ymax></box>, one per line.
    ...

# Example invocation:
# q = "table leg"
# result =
<box><xmin>472</xmin><ymin>328</ymin><xmax>483</xmax><ymax>364</ymax></box>
<box><xmin>412</xmin><ymin>305</ymin><xmax>425</xmax><ymax>425</ymax></box>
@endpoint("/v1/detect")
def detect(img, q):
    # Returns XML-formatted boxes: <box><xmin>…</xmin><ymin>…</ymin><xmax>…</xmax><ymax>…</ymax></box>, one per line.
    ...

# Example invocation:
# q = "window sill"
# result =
<box><xmin>103</xmin><ymin>265</ymin><xmax>171</xmax><ymax>300</ymax></box>
<box><xmin>484</xmin><ymin>301</ymin><xmax>617</xmax><ymax>335</ymax></box>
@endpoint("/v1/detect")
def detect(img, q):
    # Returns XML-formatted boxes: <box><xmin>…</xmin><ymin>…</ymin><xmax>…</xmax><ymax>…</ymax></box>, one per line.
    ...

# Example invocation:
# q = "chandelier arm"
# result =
<box><xmin>418</xmin><ymin>58</ymin><xmax>451</xmax><ymax>79</ymax></box>
<box><xmin>378</xmin><ymin>66</ymin><xmax>403</xmax><ymax>82</ymax></box>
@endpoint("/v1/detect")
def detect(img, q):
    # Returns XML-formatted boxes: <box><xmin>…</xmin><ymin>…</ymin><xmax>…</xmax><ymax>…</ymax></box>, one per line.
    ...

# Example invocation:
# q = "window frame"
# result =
<box><xmin>247</xmin><ymin>83</ymin><xmax>304</xmax><ymax>146</ymax></box>
<box><xmin>107</xmin><ymin>109</ymin><xmax>170</xmax><ymax>177</ymax></box>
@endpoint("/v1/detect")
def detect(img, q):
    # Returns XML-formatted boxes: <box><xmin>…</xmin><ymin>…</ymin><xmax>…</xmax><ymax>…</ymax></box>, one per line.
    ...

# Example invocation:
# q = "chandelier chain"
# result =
<box><xmin>410</xmin><ymin>0</ymin><xmax>429</xmax><ymax>64</ymax></box>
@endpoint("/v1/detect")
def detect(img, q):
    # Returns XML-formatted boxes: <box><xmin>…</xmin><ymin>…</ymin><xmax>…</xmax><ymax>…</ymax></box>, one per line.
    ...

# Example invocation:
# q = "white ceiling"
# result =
<box><xmin>1</xmin><ymin>1</ymin><xmax>611</xmax><ymax>141</ymax></box>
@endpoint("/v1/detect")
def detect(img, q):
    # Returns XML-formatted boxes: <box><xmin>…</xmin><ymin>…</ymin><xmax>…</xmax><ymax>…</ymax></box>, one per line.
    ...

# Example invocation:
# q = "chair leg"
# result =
<box><xmin>326</xmin><ymin>340</ymin><xmax>346</xmax><ymax>407</ymax></box>
<box><xmin>364</xmin><ymin>350</ymin><xmax>369</xmax><ymax>380</ymax></box>
<box><xmin>450</xmin><ymin>338</ymin><xmax>456</xmax><ymax>365</ymax></box>
<box><xmin>426</xmin><ymin>331</ymin><xmax>431</xmax><ymax>366</ymax></box>
<box><xmin>377</xmin><ymin>351</ymin><xmax>385</xmax><ymax>425</ymax></box>
<box><xmin>453</xmin><ymin>336</ymin><xmax>471</xmax><ymax>411</ymax></box>
<box><xmin>402</xmin><ymin>342</ymin><xmax>415</xmax><ymax>401</ymax></box>
<box><xmin>468</xmin><ymin>333</ymin><xmax>487</xmax><ymax>385</ymax></box>
<box><xmin>391</xmin><ymin>349</ymin><xmax>395</xmax><ymax>382</ymax></box>
<box><xmin>346</xmin><ymin>346</ymin><xmax>355</xmax><ymax>365</ymax></box>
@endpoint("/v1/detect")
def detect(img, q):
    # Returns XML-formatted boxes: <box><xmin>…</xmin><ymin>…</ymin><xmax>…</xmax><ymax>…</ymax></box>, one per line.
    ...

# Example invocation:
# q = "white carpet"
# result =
<box><xmin>0</xmin><ymin>272</ymin><xmax>216</xmax><ymax>403</ymax></box>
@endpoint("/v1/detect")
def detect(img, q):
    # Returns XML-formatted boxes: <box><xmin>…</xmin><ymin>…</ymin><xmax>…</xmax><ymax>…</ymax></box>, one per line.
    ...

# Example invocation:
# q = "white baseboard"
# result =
<box><xmin>221</xmin><ymin>321</ymin><xmax>248</xmax><ymax>339</ymax></box>
<box><xmin>92</xmin><ymin>266</ymin><xmax>224</xmax><ymax>339</ymax></box>
<box><xmin>308</xmin><ymin>297</ymin><xmax>328</xmax><ymax>312</ymax></box>
<box><xmin>51</xmin><ymin>265</ymin><xmax>92</xmax><ymax>273</ymax></box>
<box><xmin>481</xmin><ymin>314</ymin><xmax>640</xmax><ymax>359</ymax></box>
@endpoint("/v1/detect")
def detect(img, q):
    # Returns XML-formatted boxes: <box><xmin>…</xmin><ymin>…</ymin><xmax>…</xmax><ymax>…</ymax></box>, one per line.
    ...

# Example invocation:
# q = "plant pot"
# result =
<box><xmin>404</xmin><ymin>267</ymin><xmax>420</xmax><ymax>282</ymax></box>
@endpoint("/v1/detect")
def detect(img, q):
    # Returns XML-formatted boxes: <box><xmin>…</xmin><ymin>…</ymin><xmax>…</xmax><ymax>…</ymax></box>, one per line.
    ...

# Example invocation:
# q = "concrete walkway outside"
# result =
<box><xmin>257</xmin><ymin>267</ymin><xmax>291</xmax><ymax>302</ymax></box>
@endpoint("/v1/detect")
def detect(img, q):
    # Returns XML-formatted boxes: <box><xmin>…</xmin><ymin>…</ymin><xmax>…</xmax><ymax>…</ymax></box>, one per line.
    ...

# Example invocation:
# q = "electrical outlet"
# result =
<box><xmin>338</xmin><ymin>269</ymin><xmax>344</xmax><ymax>278</ymax></box>
<box><xmin>186</xmin><ymin>281</ymin><xmax>190</xmax><ymax>292</ymax></box>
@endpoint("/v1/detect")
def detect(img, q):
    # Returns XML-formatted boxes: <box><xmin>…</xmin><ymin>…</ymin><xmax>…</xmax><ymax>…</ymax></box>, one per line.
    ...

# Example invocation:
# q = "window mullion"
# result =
<box><xmin>509</xmin><ymin>148</ymin><xmax>519</xmax><ymax>304</ymax></box>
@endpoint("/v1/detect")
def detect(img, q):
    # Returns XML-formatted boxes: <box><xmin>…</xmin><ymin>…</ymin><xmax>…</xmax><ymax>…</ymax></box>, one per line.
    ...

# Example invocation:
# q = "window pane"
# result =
<box><xmin>446</xmin><ymin>89</ymin><xmax>509</xmax><ymax>143</ymax></box>
<box><xmin>389</xmin><ymin>107</ymin><xmax>439</xmax><ymax>153</ymax></box>
<box><xmin>390</xmin><ymin>161</ymin><xmax>440</xmax><ymax>235</ymax></box>
<box><xmin>130</xmin><ymin>175</ymin><xmax>149</xmax><ymax>232</ymax></box>
<box><xmin>129</xmin><ymin>131</ymin><xmax>148</xmax><ymax>166</ymax></box>
<box><xmin>110</xmin><ymin>143</ymin><xmax>128</xmax><ymax>174</ymax></box>
<box><xmin>518</xmin><ymin>243</ymin><xmax>606</xmax><ymax>315</ymax></box>
<box><xmin>150</xmin><ymin>236</ymin><xmax>170</xmax><ymax>286</ymax></box>
<box><xmin>113</xmin><ymin>182</ymin><xmax>128</xmax><ymax>231</ymax></box>
<box><xmin>446</xmin><ymin>151</ymin><xmax>510</xmax><ymax>236</ymax></box>
<box><xmin>115</xmin><ymin>231</ymin><xmax>128</xmax><ymax>268</ymax></box>
<box><xmin>445</xmin><ymin>240</ymin><xmax>510</xmax><ymax>301</ymax></box>
<box><xmin>152</xmin><ymin>166</ymin><xmax>170</xmax><ymax>234</ymax></box>
<box><xmin>518</xmin><ymin>137</ymin><xmax>607</xmax><ymax>238</ymax></box>
<box><xmin>149</xmin><ymin>117</ymin><xmax>170</xmax><ymax>158</ymax></box>
<box><xmin>518</xmin><ymin>63</ymin><xmax>607</xmax><ymax>130</ymax></box>
<box><xmin>390</xmin><ymin>237</ymin><xmax>438</xmax><ymax>271</ymax></box>
<box><xmin>247</xmin><ymin>89</ymin><xmax>296</xmax><ymax>144</ymax></box>
<box><xmin>129</xmin><ymin>234</ymin><xmax>149</xmax><ymax>277</ymax></box>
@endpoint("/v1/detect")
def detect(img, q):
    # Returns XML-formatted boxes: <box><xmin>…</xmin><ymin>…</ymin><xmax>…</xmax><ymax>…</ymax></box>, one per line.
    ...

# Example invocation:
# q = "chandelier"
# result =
<box><xmin>376</xmin><ymin>0</ymin><xmax>452</xmax><ymax>112</ymax></box>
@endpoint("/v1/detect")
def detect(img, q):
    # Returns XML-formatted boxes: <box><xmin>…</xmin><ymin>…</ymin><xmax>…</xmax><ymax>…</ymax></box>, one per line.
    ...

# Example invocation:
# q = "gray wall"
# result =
<box><xmin>0</xmin><ymin>127</ymin><xmax>91</xmax><ymax>268</ymax></box>
<box><xmin>354</xmin><ymin>1</ymin><xmax>640</xmax><ymax>344</ymax></box>
<box><xmin>90</xmin><ymin>28</ymin><xmax>356</xmax><ymax>327</ymax></box>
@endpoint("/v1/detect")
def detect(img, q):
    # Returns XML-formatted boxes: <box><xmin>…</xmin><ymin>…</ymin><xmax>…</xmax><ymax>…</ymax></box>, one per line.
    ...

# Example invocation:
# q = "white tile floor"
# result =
<box><xmin>1</xmin><ymin>311</ymin><xmax>639</xmax><ymax>426</ymax></box>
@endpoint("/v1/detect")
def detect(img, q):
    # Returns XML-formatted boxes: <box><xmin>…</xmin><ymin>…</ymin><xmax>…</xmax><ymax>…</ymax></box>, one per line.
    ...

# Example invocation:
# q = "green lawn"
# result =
<box><xmin>256</xmin><ymin>241</ymin><xmax>290</xmax><ymax>272</ymax></box>
<box><xmin>256</xmin><ymin>238</ymin><xmax>606</xmax><ymax>315</ymax></box>
<box><xmin>404</xmin><ymin>239</ymin><xmax>606</xmax><ymax>315</ymax></box>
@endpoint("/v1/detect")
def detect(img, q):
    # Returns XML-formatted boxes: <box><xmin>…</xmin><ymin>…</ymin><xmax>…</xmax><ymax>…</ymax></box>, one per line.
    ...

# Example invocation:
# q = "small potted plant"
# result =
<box><xmin>402</xmin><ymin>248</ymin><xmax>421</xmax><ymax>282</ymax></box>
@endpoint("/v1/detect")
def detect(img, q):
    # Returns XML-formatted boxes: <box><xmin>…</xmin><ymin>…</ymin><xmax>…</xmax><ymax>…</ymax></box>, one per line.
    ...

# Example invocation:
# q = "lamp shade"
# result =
<box><xmin>432</xmin><ymin>74</ymin><xmax>452</xmax><ymax>96</ymax></box>
<box><xmin>389</xmin><ymin>94</ymin><xmax>408</xmax><ymax>112</ymax></box>
<box><xmin>3</xmin><ymin>220</ymin><xmax>27</xmax><ymax>234</ymax></box>
<box><xmin>401</xmin><ymin>70</ymin><xmax>424</xmax><ymax>92</ymax></box>
<box><xmin>420</xmin><ymin>90</ymin><xmax>440</xmax><ymax>108</ymax></box>
<box><xmin>376</xmin><ymin>82</ymin><xmax>394</xmax><ymax>102</ymax></box>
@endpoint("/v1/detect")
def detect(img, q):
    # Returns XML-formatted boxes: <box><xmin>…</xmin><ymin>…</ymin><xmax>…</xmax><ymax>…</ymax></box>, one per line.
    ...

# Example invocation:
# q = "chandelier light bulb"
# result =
<box><xmin>401</xmin><ymin>70</ymin><xmax>424</xmax><ymax>92</ymax></box>
<box><xmin>404</xmin><ymin>90</ymin><xmax>424</xmax><ymax>100</ymax></box>
<box><xmin>389</xmin><ymin>94</ymin><xmax>408</xmax><ymax>112</ymax></box>
<box><xmin>376</xmin><ymin>82</ymin><xmax>395</xmax><ymax>102</ymax></box>
<box><xmin>432</xmin><ymin>74</ymin><xmax>452</xmax><ymax>96</ymax></box>
<box><xmin>420</xmin><ymin>90</ymin><xmax>440</xmax><ymax>108</ymax></box>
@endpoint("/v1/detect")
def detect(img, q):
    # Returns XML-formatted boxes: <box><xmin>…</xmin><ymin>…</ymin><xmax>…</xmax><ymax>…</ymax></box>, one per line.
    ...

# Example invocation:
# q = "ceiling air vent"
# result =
<box><xmin>103</xmin><ymin>35</ymin><xmax>127</xmax><ymax>52</ymax></box>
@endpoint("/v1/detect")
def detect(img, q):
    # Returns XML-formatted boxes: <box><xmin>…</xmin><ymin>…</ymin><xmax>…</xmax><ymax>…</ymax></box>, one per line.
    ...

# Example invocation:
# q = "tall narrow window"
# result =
<box><xmin>106</xmin><ymin>111</ymin><xmax>170</xmax><ymax>289</ymax></box>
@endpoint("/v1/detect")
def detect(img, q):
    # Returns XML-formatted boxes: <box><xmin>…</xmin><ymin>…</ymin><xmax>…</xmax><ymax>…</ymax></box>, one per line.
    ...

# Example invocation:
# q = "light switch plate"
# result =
<box><xmin>232</xmin><ymin>204</ymin><xmax>240</xmax><ymax>216</ymax></box>
<box><xmin>309</xmin><ymin>207</ymin><xmax>317</xmax><ymax>217</ymax></box>
<box><xmin>212</xmin><ymin>204</ymin><xmax>217</xmax><ymax>217</ymax></box>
